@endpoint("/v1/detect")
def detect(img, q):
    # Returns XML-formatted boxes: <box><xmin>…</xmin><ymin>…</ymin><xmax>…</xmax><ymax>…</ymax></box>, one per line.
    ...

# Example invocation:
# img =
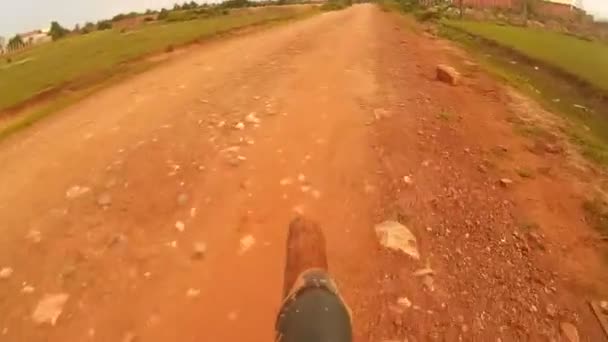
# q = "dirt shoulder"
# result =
<box><xmin>368</xmin><ymin>11</ymin><xmax>608</xmax><ymax>341</ymax></box>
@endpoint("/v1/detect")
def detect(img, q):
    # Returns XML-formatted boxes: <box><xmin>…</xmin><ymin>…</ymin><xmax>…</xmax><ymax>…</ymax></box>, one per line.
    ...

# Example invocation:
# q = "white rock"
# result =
<box><xmin>239</xmin><ymin>235</ymin><xmax>256</xmax><ymax>254</ymax></box>
<box><xmin>499</xmin><ymin>178</ymin><xmax>513</xmax><ymax>187</ymax></box>
<box><xmin>374</xmin><ymin>221</ymin><xmax>420</xmax><ymax>260</ymax></box>
<box><xmin>186</xmin><ymin>288</ymin><xmax>201</xmax><ymax>298</ymax></box>
<box><xmin>0</xmin><ymin>267</ymin><xmax>13</xmax><ymax>280</ymax></box>
<box><xmin>22</xmin><ymin>285</ymin><xmax>35</xmax><ymax>294</ymax></box>
<box><xmin>300</xmin><ymin>185</ymin><xmax>311</xmax><ymax>193</ymax></box>
<box><xmin>413</xmin><ymin>267</ymin><xmax>435</xmax><ymax>277</ymax></box>
<box><xmin>234</xmin><ymin>122</ymin><xmax>245</xmax><ymax>130</ymax></box>
<box><xmin>397</xmin><ymin>297</ymin><xmax>412</xmax><ymax>308</ymax></box>
<box><xmin>560</xmin><ymin>322</ymin><xmax>580</xmax><ymax>342</ymax></box>
<box><xmin>66</xmin><ymin>186</ymin><xmax>90</xmax><ymax>199</ymax></box>
<box><xmin>32</xmin><ymin>293</ymin><xmax>70</xmax><ymax>325</ymax></box>
<box><xmin>297</xmin><ymin>174</ymin><xmax>306</xmax><ymax>182</ymax></box>
<box><xmin>175</xmin><ymin>221</ymin><xmax>185</xmax><ymax>233</ymax></box>
<box><xmin>245</xmin><ymin>112</ymin><xmax>261</xmax><ymax>124</ymax></box>
<box><xmin>193</xmin><ymin>242</ymin><xmax>207</xmax><ymax>259</ymax></box>
<box><xmin>280</xmin><ymin>178</ymin><xmax>293</xmax><ymax>186</ymax></box>
<box><xmin>190</xmin><ymin>207</ymin><xmax>197</xmax><ymax>218</ymax></box>
<box><xmin>403</xmin><ymin>176</ymin><xmax>413</xmax><ymax>186</ymax></box>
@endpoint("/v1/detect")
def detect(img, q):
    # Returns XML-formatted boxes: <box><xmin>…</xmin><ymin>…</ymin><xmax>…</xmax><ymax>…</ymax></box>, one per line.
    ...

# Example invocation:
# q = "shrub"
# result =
<box><xmin>98</xmin><ymin>21</ymin><xmax>112</xmax><ymax>30</ymax></box>
<box><xmin>321</xmin><ymin>0</ymin><xmax>351</xmax><ymax>11</ymax></box>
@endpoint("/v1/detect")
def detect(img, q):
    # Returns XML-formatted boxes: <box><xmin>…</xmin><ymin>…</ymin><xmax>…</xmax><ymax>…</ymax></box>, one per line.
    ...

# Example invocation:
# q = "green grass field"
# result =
<box><xmin>443</xmin><ymin>20</ymin><xmax>608</xmax><ymax>92</ymax></box>
<box><xmin>0</xmin><ymin>6</ymin><xmax>315</xmax><ymax>112</ymax></box>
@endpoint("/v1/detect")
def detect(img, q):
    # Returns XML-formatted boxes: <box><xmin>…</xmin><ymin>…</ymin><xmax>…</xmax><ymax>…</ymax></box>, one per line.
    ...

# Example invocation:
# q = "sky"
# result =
<box><xmin>1</xmin><ymin>0</ymin><xmax>608</xmax><ymax>38</ymax></box>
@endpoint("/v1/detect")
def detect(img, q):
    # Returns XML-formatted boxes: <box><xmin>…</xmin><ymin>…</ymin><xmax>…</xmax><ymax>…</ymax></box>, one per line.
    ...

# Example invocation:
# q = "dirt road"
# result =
<box><xmin>0</xmin><ymin>4</ymin><xmax>607</xmax><ymax>341</ymax></box>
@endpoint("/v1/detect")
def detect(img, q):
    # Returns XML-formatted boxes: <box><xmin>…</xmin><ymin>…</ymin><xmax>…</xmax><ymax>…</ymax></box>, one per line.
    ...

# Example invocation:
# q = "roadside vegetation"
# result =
<box><xmin>439</xmin><ymin>23</ymin><xmax>608</xmax><ymax>167</ymax></box>
<box><xmin>321</xmin><ymin>0</ymin><xmax>353</xmax><ymax>12</ymax></box>
<box><xmin>444</xmin><ymin>21</ymin><xmax>608</xmax><ymax>92</ymax></box>
<box><xmin>0</xmin><ymin>2</ymin><xmax>319</xmax><ymax>139</ymax></box>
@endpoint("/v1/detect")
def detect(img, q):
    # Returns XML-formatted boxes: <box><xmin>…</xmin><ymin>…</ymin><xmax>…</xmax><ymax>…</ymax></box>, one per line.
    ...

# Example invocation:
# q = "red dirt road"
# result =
<box><xmin>0</xmin><ymin>4</ymin><xmax>607</xmax><ymax>341</ymax></box>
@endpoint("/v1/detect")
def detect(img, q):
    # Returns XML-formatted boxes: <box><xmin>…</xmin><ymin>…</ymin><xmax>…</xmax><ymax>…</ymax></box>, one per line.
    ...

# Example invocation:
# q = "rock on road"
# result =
<box><xmin>1</xmin><ymin>4</ymin><xmax>607</xmax><ymax>342</ymax></box>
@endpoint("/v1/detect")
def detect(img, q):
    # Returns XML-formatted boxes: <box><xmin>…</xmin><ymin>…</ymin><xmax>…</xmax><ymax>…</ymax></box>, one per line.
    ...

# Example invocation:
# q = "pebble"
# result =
<box><xmin>239</xmin><ymin>235</ymin><xmax>256</xmax><ymax>254</ymax></box>
<box><xmin>22</xmin><ymin>285</ymin><xmax>35</xmax><ymax>294</ymax></box>
<box><xmin>177</xmin><ymin>193</ymin><xmax>189</xmax><ymax>206</ymax></box>
<box><xmin>311</xmin><ymin>190</ymin><xmax>321</xmax><ymax>199</ymax></box>
<box><xmin>397</xmin><ymin>297</ymin><xmax>412</xmax><ymax>308</ymax></box>
<box><xmin>245</xmin><ymin>112</ymin><xmax>261</xmax><ymax>124</ymax></box>
<box><xmin>560</xmin><ymin>322</ymin><xmax>580</xmax><ymax>342</ymax></box>
<box><xmin>600</xmin><ymin>300</ymin><xmax>608</xmax><ymax>314</ymax></box>
<box><xmin>546</xmin><ymin>303</ymin><xmax>557</xmax><ymax>317</ymax></box>
<box><xmin>413</xmin><ymin>267</ymin><xmax>435</xmax><ymax>277</ymax></box>
<box><xmin>422</xmin><ymin>275</ymin><xmax>435</xmax><ymax>292</ymax></box>
<box><xmin>186</xmin><ymin>288</ymin><xmax>201</xmax><ymax>298</ymax></box>
<box><xmin>193</xmin><ymin>242</ymin><xmax>207</xmax><ymax>259</ymax></box>
<box><xmin>403</xmin><ymin>176</ymin><xmax>413</xmax><ymax>185</ymax></box>
<box><xmin>300</xmin><ymin>185</ymin><xmax>311</xmax><ymax>193</ymax></box>
<box><xmin>190</xmin><ymin>207</ymin><xmax>197</xmax><ymax>218</ymax></box>
<box><xmin>499</xmin><ymin>178</ymin><xmax>513</xmax><ymax>187</ymax></box>
<box><xmin>280</xmin><ymin>178</ymin><xmax>293</xmax><ymax>186</ymax></box>
<box><xmin>32</xmin><ymin>293</ymin><xmax>70</xmax><ymax>325</ymax></box>
<box><xmin>97</xmin><ymin>193</ymin><xmax>112</xmax><ymax>207</ymax></box>
<box><xmin>66</xmin><ymin>186</ymin><xmax>90</xmax><ymax>199</ymax></box>
<box><xmin>0</xmin><ymin>267</ymin><xmax>13</xmax><ymax>280</ymax></box>
<box><xmin>297</xmin><ymin>174</ymin><xmax>306</xmax><ymax>182</ymax></box>
<box><xmin>175</xmin><ymin>221</ymin><xmax>185</xmax><ymax>233</ymax></box>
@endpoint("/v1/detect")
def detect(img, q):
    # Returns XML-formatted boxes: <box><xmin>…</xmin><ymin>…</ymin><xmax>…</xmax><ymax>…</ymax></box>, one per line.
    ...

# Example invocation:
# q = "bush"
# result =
<box><xmin>158</xmin><ymin>9</ymin><xmax>170</xmax><ymax>20</ymax></box>
<box><xmin>166</xmin><ymin>44</ymin><xmax>175</xmax><ymax>53</ymax></box>
<box><xmin>98</xmin><ymin>21</ymin><xmax>112</xmax><ymax>30</ymax></box>
<box><xmin>321</xmin><ymin>0</ymin><xmax>351</xmax><ymax>11</ymax></box>
<box><xmin>166</xmin><ymin>10</ymin><xmax>199</xmax><ymax>22</ymax></box>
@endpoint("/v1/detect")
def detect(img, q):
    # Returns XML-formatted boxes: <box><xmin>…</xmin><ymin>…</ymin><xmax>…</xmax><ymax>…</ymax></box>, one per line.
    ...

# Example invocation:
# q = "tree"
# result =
<box><xmin>50</xmin><ymin>21</ymin><xmax>69</xmax><ymax>40</ymax></box>
<box><xmin>97</xmin><ymin>20</ymin><xmax>113</xmax><ymax>30</ymax></box>
<box><xmin>158</xmin><ymin>8</ymin><xmax>170</xmax><ymax>20</ymax></box>
<box><xmin>7</xmin><ymin>34</ymin><xmax>24</xmax><ymax>50</ymax></box>
<box><xmin>173</xmin><ymin>3</ymin><xmax>182</xmax><ymax>10</ymax></box>
<box><xmin>459</xmin><ymin>0</ymin><xmax>464</xmax><ymax>19</ymax></box>
<box><xmin>522</xmin><ymin>0</ymin><xmax>538</xmax><ymax>22</ymax></box>
<box><xmin>82</xmin><ymin>22</ymin><xmax>96</xmax><ymax>34</ymax></box>
<box><xmin>74</xmin><ymin>23</ymin><xmax>81</xmax><ymax>32</ymax></box>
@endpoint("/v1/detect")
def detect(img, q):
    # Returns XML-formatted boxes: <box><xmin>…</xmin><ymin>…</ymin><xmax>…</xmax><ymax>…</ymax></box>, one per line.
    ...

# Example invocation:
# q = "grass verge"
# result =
<box><xmin>443</xmin><ymin>20</ymin><xmax>608</xmax><ymax>94</ymax></box>
<box><xmin>0</xmin><ymin>5</ymin><xmax>319</xmax><ymax>141</ymax></box>
<box><xmin>439</xmin><ymin>23</ymin><xmax>608</xmax><ymax>167</ymax></box>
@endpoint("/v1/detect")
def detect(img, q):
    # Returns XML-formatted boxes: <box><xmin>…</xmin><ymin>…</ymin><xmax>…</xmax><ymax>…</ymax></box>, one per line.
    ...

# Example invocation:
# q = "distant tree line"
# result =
<box><xmin>12</xmin><ymin>0</ymin><xmax>283</xmax><ymax>47</ymax></box>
